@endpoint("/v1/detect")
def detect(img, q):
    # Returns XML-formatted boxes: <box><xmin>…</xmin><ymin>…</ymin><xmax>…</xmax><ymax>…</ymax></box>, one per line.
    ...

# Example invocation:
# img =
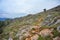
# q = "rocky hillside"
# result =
<box><xmin>0</xmin><ymin>5</ymin><xmax>60</xmax><ymax>40</ymax></box>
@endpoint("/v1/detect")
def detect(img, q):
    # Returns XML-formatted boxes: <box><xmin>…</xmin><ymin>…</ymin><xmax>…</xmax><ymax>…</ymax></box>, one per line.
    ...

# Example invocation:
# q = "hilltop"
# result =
<box><xmin>0</xmin><ymin>5</ymin><xmax>60</xmax><ymax>40</ymax></box>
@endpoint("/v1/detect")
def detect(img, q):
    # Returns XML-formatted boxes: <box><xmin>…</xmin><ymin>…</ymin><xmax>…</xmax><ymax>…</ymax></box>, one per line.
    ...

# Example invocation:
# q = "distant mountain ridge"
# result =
<box><xmin>0</xmin><ymin>18</ymin><xmax>7</xmax><ymax>21</ymax></box>
<box><xmin>0</xmin><ymin>18</ymin><xmax>12</xmax><ymax>21</ymax></box>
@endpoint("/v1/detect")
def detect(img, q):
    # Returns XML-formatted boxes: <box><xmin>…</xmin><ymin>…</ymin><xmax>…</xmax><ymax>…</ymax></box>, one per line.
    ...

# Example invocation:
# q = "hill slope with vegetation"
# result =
<box><xmin>0</xmin><ymin>5</ymin><xmax>60</xmax><ymax>40</ymax></box>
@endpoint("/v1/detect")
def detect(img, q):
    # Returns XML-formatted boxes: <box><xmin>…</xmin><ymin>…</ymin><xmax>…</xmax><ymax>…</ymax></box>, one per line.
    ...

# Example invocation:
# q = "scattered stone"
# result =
<box><xmin>53</xmin><ymin>36</ymin><xmax>60</xmax><ymax>40</ymax></box>
<box><xmin>57</xmin><ymin>26</ymin><xmax>60</xmax><ymax>32</ymax></box>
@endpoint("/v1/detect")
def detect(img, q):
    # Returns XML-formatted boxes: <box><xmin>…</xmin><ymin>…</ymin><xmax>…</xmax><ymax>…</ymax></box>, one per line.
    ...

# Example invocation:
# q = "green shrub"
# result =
<box><xmin>38</xmin><ymin>35</ymin><xmax>45</xmax><ymax>40</ymax></box>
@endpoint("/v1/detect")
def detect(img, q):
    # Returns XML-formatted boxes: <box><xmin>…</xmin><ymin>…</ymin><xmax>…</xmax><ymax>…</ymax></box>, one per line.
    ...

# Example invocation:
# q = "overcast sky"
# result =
<box><xmin>0</xmin><ymin>0</ymin><xmax>60</xmax><ymax>18</ymax></box>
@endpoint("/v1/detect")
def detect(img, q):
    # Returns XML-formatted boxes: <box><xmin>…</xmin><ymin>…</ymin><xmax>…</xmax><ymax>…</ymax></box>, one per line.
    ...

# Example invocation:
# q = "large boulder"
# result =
<box><xmin>39</xmin><ymin>29</ymin><xmax>53</xmax><ymax>37</ymax></box>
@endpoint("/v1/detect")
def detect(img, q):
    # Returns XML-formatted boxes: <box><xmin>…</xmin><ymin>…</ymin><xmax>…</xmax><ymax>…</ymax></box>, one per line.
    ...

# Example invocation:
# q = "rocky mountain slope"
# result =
<box><xmin>0</xmin><ymin>5</ymin><xmax>60</xmax><ymax>40</ymax></box>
